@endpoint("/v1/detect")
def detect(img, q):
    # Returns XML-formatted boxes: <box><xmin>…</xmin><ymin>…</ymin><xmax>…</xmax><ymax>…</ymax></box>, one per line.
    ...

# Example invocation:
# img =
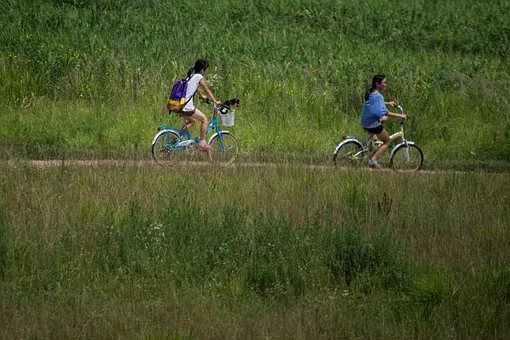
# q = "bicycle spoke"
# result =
<box><xmin>209</xmin><ymin>133</ymin><xmax>239</xmax><ymax>166</ymax></box>
<box><xmin>334</xmin><ymin>141</ymin><xmax>364</xmax><ymax>167</ymax></box>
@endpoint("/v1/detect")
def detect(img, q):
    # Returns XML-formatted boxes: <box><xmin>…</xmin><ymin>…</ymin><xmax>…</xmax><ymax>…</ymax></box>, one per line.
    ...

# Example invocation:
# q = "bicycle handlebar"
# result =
<box><xmin>200</xmin><ymin>97</ymin><xmax>240</xmax><ymax>109</ymax></box>
<box><xmin>391</xmin><ymin>104</ymin><xmax>408</xmax><ymax>125</ymax></box>
<box><xmin>200</xmin><ymin>98</ymin><xmax>241</xmax><ymax>114</ymax></box>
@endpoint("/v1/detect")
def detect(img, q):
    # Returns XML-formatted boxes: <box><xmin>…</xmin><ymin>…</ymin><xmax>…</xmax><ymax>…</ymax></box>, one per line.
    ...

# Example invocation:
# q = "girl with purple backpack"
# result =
<box><xmin>179</xmin><ymin>59</ymin><xmax>221</xmax><ymax>151</ymax></box>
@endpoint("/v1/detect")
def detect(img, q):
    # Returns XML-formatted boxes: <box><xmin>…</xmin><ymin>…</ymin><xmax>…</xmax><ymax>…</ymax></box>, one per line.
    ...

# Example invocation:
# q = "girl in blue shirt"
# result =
<box><xmin>361</xmin><ymin>75</ymin><xmax>406</xmax><ymax>169</ymax></box>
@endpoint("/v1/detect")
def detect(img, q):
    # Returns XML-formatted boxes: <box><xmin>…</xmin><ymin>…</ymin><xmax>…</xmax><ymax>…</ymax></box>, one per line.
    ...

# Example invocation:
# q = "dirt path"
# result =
<box><xmin>0</xmin><ymin>159</ymin><xmax>469</xmax><ymax>175</ymax></box>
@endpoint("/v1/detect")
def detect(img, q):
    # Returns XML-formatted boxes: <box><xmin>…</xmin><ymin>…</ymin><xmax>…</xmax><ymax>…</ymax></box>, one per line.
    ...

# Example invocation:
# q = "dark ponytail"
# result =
<box><xmin>186</xmin><ymin>59</ymin><xmax>209</xmax><ymax>78</ymax></box>
<box><xmin>364</xmin><ymin>85</ymin><xmax>372</xmax><ymax>101</ymax></box>
<box><xmin>364</xmin><ymin>74</ymin><xmax>386</xmax><ymax>101</ymax></box>
<box><xmin>186</xmin><ymin>67</ymin><xmax>194</xmax><ymax>78</ymax></box>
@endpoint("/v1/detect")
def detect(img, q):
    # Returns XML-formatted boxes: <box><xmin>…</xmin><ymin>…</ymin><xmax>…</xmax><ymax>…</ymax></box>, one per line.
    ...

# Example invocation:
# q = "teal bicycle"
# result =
<box><xmin>151</xmin><ymin>99</ymin><xmax>240</xmax><ymax>166</ymax></box>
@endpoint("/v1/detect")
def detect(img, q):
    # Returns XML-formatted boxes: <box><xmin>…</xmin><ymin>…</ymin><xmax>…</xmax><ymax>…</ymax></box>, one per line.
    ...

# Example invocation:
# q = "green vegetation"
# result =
<box><xmin>0</xmin><ymin>0</ymin><xmax>509</xmax><ymax>168</ymax></box>
<box><xmin>0</xmin><ymin>163</ymin><xmax>509</xmax><ymax>338</ymax></box>
<box><xmin>1</xmin><ymin>0</ymin><xmax>509</xmax><ymax>338</ymax></box>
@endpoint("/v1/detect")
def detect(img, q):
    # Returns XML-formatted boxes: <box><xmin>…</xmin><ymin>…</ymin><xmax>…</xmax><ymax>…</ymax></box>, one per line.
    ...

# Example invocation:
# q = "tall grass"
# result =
<box><xmin>0</xmin><ymin>163</ymin><xmax>509</xmax><ymax>338</ymax></box>
<box><xmin>0</xmin><ymin>0</ymin><xmax>509</xmax><ymax>168</ymax></box>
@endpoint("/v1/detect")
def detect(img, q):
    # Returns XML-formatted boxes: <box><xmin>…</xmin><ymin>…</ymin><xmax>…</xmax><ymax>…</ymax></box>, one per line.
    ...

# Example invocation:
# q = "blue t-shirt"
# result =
<box><xmin>360</xmin><ymin>92</ymin><xmax>388</xmax><ymax>129</ymax></box>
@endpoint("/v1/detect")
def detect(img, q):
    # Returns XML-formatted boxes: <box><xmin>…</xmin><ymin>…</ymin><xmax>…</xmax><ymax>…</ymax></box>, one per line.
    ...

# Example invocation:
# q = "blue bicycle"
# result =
<box><xmin>151</xmin><ymin>99</ymin><xmax>240</xmax><ymax>166</ymax></box>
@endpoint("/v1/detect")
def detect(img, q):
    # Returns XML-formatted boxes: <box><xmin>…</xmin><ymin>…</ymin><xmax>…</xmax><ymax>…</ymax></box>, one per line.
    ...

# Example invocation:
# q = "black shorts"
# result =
<box><xmin>179</xmin><ymin>109</ymin><xmax>195</xmax><ymax>117</ymax></box>
<box><xmin>363</xmin><ymin>125</ymin><xmax>384</xmax><ymax>134</ymax></box>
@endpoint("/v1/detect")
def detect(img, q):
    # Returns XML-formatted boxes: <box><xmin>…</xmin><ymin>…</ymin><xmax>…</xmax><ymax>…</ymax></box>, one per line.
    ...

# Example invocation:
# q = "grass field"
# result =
<box><xmin>1</xmin><ymin>0</ymin><xmax>509</xmax><ymax>338</ymax></box>
<box><xmin>0</xmin><ymin>163</ymin><xmax>509</xmax><ymax>338</ymax></box>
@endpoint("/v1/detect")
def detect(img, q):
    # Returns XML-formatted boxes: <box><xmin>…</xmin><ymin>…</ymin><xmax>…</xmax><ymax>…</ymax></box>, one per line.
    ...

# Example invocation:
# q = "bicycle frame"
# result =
<box><xmin>333</xmin><ymin>105</ymin><xmax>415</xmax><ymax>162</ymax></box>
<box><xmin>152</xmin><ymin>105</ymin><xmax>231</xmax><ymax>151</ymax></box>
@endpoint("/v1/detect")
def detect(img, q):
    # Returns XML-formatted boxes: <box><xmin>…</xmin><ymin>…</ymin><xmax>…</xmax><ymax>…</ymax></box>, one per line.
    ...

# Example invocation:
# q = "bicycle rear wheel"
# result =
<box><xmin>389</xmin><ymin>143</ymin><xmax>423</xmax><ymax>172</ymax></box>
<box><xmin>333</xmin><ymin>141</ymin><xmax>364</xmax><ymax>167</ymax></box>
<box><xmin>151</xmin><ymin>130</ymin><xmax>189</xmax><ymax>165</ymax></box>
<box><xmin>208</xmin><ymin>132</ymin><xmax>239</xmax><ymax>166</ymax></box>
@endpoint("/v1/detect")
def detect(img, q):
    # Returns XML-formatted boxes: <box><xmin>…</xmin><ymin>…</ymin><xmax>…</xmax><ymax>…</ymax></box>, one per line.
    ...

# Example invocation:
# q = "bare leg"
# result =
<box><xmin>372</xmin><ymin>129</ymin><xmax>390</xmax><ymax>161</ymax></box>
<box><xmin>181</xmin><ymin>117</ymin><xmax>195</xmax><ymax>133</ymax></box>
<box><xmin>189</xmin><ymin>109</ymin><xmax>208</xmax><ymax>141</ymax></box>
<box><xmin>189</xmin><ymin>109</ymin><xmax>211</xmax><ymax>150</ymax></box>
<box><xmin>368</xmin><ymin>133</ymin><xmax>375</xmax><ymax>149</ymax></box>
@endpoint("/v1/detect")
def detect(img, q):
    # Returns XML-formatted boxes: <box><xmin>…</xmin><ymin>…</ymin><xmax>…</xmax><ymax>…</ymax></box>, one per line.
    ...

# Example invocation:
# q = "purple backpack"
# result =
<box><xmin>167</xmin><ymin>76</ymin><xmax>191</xmax><ymax>112</ymax></box>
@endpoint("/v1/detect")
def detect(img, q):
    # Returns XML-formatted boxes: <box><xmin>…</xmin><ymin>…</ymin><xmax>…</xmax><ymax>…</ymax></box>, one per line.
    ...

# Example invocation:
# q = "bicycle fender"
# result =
<box><xmin>390</xmin><ymin>141</ymin><xmax>415</xmax><ymax>158</ymax></box>
<box><xmin>207</xmin><ymin>131</ymin><xmax>230</xmax><ymax>144</ymax></box>
<box><xmin>152</xmin><ymin>129</ymin><xmax>175</xmax><ymax>146</ymax></box>
<box><xmin>333</xmin><ymin>139</ymin><xmax>363</xmax><ymax>155</ymax></box>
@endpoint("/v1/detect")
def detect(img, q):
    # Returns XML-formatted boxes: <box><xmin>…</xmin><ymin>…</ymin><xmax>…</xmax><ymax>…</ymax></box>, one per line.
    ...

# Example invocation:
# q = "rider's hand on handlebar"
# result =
<box><xmin>387</xmin><ymin>101</ymin><xmax>397</xmax><ymax>108</ymax></box>
<box><xmin>401</xmin><ymin>114</ymin><xmax>407</xmax><ymax>121</ymax></box>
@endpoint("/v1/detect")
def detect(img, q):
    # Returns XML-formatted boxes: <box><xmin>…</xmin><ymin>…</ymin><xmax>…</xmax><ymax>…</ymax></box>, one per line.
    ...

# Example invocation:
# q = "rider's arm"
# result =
<box><xmin>199</xmin><ymin>79</ymin><xmax>221</xmax><ymax>105</ymax></box>
<box><xmin>385</xmin><ymin>111</ymin><xmax>407</xmax><ymax>120</ymax></box>
<box><xmin>385</xmin><ymin>101</ymin><xmax>397</xmax><ymax>107</ymax></box>
<box><xmin>197</xmin><ymin>88</ymin><xmax>208</xmax><ymax>101</ymax></box>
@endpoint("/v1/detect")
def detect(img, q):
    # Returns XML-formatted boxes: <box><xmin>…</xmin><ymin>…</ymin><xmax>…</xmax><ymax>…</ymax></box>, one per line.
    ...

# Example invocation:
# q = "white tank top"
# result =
<box><xmin>182</xmin><ymin>73</ymin><xmax>203</xmax><ymax>111</ymax></box>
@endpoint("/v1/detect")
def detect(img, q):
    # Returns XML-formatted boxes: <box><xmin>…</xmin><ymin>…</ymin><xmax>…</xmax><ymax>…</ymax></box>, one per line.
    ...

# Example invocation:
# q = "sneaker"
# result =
<box><xmin>196</xmin><ymin>141</ymin><xmax>212</xmax><ymax>151</ymax></box>
<box><xmin>368</xmin><ymin>159</ymin><xmax>382</xmax><ymax>169</ymax></box>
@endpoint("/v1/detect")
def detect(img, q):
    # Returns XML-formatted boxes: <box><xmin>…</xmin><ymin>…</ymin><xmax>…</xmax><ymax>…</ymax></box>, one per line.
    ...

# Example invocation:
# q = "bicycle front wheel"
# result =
<box><xmin>333</xmin><ymin>141</ymin><xmax>364</xmax><ymax>167</ymax></box>
<box><xmin>208</xmin><ymin>132</ymin><xmax>239</xmax><ymax>166</ymax></box>
<box><xmin>151</xmin><ymin>130</ymin><xmax>189</xmax><ymax>165</ymax></box>
<box><xmin>389</xmin><ymin>143</ymin><xmax>423</xmax><ymax>172</ymax></box>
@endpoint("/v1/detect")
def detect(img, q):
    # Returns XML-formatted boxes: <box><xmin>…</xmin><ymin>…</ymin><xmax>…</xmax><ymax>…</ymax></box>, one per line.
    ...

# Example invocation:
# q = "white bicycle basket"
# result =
<box><xmin>219</xmin><ymin>107</ymin><xmax>235</xmax><ymax>126</ymax></box>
